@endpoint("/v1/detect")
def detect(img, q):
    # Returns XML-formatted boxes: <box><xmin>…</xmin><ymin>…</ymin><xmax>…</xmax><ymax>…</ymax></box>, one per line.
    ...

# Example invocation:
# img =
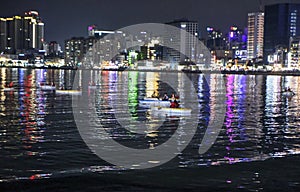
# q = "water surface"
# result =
<box><xmin>0</xmin><ymin>68</ymin><xmax>300</xmax><ymax>191</ymax></box>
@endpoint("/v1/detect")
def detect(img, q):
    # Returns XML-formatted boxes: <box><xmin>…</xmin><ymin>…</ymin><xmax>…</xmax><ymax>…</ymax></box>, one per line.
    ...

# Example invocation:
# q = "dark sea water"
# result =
<box><xmin>0</xmin><ymin>67</ymin><xmax>300</xmax><ymax>191</ymax></box>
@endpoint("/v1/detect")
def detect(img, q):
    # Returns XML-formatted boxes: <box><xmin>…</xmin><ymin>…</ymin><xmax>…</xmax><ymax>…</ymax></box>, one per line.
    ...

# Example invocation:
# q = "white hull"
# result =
<box><xmin>88</xmin><ymin>85</ymin><xmax>97</xmax><ymax>89</ymax></box>
<box><xmin>282</xmin><ymin>91</ymin><xmax>295</xmax><ymax>97</ymax></box>
<box><xmin>40</xmin><ymin>85</ymin><xmax>56</xmax><ymax>91</ymax></box>
<box><xmin>56</xmin><ymin>90</ymin><xmax>82</xmax><ymax>95</ymax></box>
<box><xmin>3</xmin><ymin>88</ymin><xmax>14</xmax><ymax>91</ymax></box>
<box><xmin>151</xmin><ymin>106</ymin><xmax>192</xmax><ymax>116</ymax></box>
<box><xmin>139</xmin><ymin>97</ymin><xmax>170</xmax><ymax>108</ymax></box>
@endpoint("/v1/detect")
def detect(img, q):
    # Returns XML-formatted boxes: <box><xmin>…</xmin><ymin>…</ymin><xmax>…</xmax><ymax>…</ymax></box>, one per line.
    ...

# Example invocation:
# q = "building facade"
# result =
<box><xmin>164</xmin><ymin>19</ymin><xmax>199</xmax><ymax>63</ymax></box>
<box><xmin>0</xmin><ymin>11</ymin><xmax>44</xmax><ymax>54</ymax></box>
<box><xmin>0</xmin><ymin>18</ymin><xmax>6</xmax><ymax>52</ymax></box>
<box><xmin>263</xmin><ymin>3</ymin><xmax>300</xmax><ymax>65</ymax></box>
<box><xmin>247</xmin><ymin>12</ymin><xmax>264</xmax><ymax>59</ymax></box>
<box><xmin>227</xmin><ymin>26</ymin><xmax>247</xmax><ymax>51</ymax></box>
<box><xmin>66</xmin><ymin>24</ymin><xmax>127</xmax><ymax>68</ymax></box>
<box><xmin>206</xmin><ymin>27</ymin><xmax>226</xmax><ymax>50</ymax></box>
<box><xmin>288</xmin><ymin>37</ymin><xmax>300</xmax><ymax>68</ymax></box>
<box><xmin>64</xmin><ymin>37</ymin><xmax>86</xmax><ymax>67</ymax></box>
<box><xmin>48</xmin><ymin>41</ymin><xmax>62</xmax><ymax>58</ymax></box>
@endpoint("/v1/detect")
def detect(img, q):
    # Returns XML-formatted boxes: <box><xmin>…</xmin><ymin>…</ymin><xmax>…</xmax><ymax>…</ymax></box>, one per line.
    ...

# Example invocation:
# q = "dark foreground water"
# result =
<box><xmin>0</xmin><ymin>68</ymin><xmax>300</xmax><ymax>191</ymax></box>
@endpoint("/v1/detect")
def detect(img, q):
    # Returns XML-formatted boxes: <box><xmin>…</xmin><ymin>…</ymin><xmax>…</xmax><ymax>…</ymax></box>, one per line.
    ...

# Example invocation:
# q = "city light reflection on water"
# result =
<box><xmin>0</xmin><ymin>68</ymin><xmax>300</xmax><ymax>191</ymax></box>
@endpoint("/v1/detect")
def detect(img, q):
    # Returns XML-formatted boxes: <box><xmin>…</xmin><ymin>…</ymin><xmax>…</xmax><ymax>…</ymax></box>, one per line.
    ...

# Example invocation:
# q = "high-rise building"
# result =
<box><xmin>206</xmin><ymin>27</ymin><xmax>226</xmax><ymax>50</ymax></box>
<box><xmin>206</xmin><ymin>27</ymin><xmax>232</xmax><ymax>65</ymax></box>
<box><xmin>288</xmin><ymin>37</ymin><xmax>300</xmax><ymax>68</ymax></box>
<box><xmin>48</xmin><ymin>41</ymin><xmax>62</xmax><ymax>57</ymax></box>
<box><xmin>0</xmin><ymin>18</ymin><xmax>6</xmax><ymax>52</ymax></box>
<box><xmin>0</xmin><ymin>11</ymin><xmax>44</xmax><ymax>54</ymax></box>
<box><xmin>66</xmin><ymin>25</ymin><xmax>130</xmax><ymax>68</ymax></box>
<box><xmin>247</xmin><ymin>12</ymin><xmax>264</xmax><ymax>59</ymax></box>
<box><xmin>227</xmin><ymin>26</ymin><xmax>247</xmax><ymax>51</ymax></box>
<box><xmin>225</xmin><ymin>26</ymin><xmax>248</xmax><ymax>62</ymax></box>
<box><xmin>23</xmin><ymin>11</ymin><xmax>44</xmax><ymax>50</ymax></box>
<box><xmin>64</xmin><ymin>37</ymin><xmax>86</xmax><ymax>67</ymax></box>
<box><xmin>5</xmin><ymin>16</ymin><xmax>23</xmax><ymax>53</ymax></box>
<box><xmin>263</xmin><ymin>3</ymin><xmax>300</xmax><ymax>64</ymax></box>
<box><xmin>164</xmin><ymin>19</ymin><xmax>199</xmax><ymax>63</ymax></box>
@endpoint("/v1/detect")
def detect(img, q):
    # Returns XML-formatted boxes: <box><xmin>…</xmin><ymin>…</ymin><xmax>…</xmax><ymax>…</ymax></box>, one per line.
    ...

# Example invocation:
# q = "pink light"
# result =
<box><xmin>226</xmin><ymin>180</ymin><xmax>232</xmax><ymax>184</ymax></box>
<box><xmin>207</xmin><ymin>27</ymin><xmax>214</xmax><ymax>32</ymax></box>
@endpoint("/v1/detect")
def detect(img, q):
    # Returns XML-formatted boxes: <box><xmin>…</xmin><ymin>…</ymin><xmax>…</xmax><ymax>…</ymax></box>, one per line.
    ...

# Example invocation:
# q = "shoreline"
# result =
<box><xmin>1</xmin><ymin>65</ymin><xmax>300</xmax><ymax>76</ymax></box>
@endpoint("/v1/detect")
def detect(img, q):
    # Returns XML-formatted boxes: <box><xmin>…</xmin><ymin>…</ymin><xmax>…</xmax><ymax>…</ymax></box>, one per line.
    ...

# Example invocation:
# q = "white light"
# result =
<box><xmin>33</xmin><ymin>24</ymin><xmax>36</xmax><ymax>48</ymax></box>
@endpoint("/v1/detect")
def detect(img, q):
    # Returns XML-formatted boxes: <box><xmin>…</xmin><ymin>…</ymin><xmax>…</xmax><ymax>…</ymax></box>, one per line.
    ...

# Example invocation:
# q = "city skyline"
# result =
<box><xmin>2</xmin><ymin>0</ymin><xmax>300</xmax><ymax>47</ymax></box>
<box><xmin>1</xmin><ymin>0</ymin><xmax>300</xmax><ymax>69</ymax></box>
<box><xmin>0</xmin><ymin>0</ymin><xmax>270</xmax><ymax>46</ymax></box>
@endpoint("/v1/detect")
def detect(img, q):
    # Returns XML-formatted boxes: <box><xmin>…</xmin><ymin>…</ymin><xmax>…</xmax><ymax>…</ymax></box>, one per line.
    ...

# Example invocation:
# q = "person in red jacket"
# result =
<box><xmin>170</xmin><ymin>99</ymin><xmax>179</xmax><ymax>108</ymax></box>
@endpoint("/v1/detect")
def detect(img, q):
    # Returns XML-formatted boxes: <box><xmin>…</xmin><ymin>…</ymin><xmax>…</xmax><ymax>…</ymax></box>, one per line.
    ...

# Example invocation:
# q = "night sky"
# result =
<box><xmin>0</xmin><ymin>0</ymin><xmax>295</xmax><ymax>46</ymax></box>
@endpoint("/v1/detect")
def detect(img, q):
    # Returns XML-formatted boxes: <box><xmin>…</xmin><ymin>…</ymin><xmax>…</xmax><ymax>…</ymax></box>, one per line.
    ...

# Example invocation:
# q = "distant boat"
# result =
<box><xmin>38</xmin><ymin>82</ymin><xmax>56</xmax><ymax>91</ymax></box>
<box><xmin>55</xmin><ymin>89</ymin><xmax>81</xmax><ymax>95</ymax></box>
<box><xmin>151</xmin><ymin>106</ymin><xmax>192</xmax><ymax>116</ymax></box>
<box><xmin>282</xmin><ymin>91</ymin><xmax>295</xmax><ymax>98</ymax></box>
<box><xmin>139</xmin><ymin>97</ymin><xmax>170</xmax><ymax>108</ymax></box>
<box><xmin>102</xmin><ymin>65</ymin><xmax>127</xmax><ymax>71</ymax></box>
<box><xmin>3</xmin><ymin>87</ymin><xmax>14</xmax><ymax>91</ymax></box>
<box><xmin>40</xmin><ymin>85</ymin><xmax>56</xmax><ymax>91</ymax></box>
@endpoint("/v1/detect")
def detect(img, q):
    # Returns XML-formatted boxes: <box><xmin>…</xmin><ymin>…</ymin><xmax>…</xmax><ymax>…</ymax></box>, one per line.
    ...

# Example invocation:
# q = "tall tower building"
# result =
<box><xmin>24</xmin><ymin>11</ymin><xmax>45</xmax><ymax>50</ymax></box>
<box><xmin>0</xmin><ymin>18</ymin><xmax>6</xmax><ymax>52</ymax></box>
<box><xmin>0</xmin><ymin>10</ymin><xmax>44</xmax><ymax>53</ymax></box>
<box><xmin>289</xmin><ymin>37</ymin><xmax>300</xmax><ymax>68</ymax></box>
<box><xmin>164</xmin><ymin>19</ymin><xmax>199</xmax><ymax>63</ymax></box>
<box><xmin>263</xmin><ymin>3</ymin><xmax>300</xmax><ymax>64</ymax></box>
<box><xmin>5</xmin><ymin>16</ymin><xmax>23</xmax><ymax>53</ymax></box>
<box><xmin>64</xmin><ymin>37</ymin><xmax>86</xmax><ymax>67</ymax></box>
<box><xmin>48</xmin><ymin>41</ymin><xmax>62</xmax><ymax>57</ymax></box>
<box><xmin>247</xmin><ymin>12</ymin><xmax>264</xmax><ymax>59</ymax></box>
<box><xmin>206</xmin><ymin>27</ymin><xmax>226</xmax><ymax>50</ymax></box>
<box><xmin>227</xmin><ymin>26</ymin><xmax>247</xmax><ymax>51</ymax></box>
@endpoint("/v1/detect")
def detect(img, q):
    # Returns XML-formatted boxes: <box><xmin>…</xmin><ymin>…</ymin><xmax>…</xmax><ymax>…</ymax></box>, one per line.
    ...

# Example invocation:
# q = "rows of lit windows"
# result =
<box><xmin>290</xmin><ymin>10</ymin><xmax>298</xmax><ymax>36</ymax></box>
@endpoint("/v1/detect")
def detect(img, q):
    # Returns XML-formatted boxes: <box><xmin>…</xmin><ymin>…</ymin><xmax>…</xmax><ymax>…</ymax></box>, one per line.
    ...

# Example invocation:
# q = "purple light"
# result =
<box><xmin>242</xmin><ymin>34</ymin><xmax>247</xmax><ymax>43</ymax></box>
<box><xmin>207</xmin><ymin>27</ymin><xmax>214</xmax><ymax>32</ymax></box>
<box><xmin>88</xmin><ymin>26</ymin><xmax>93</xmax><ymax>31</ymax></box>
<box><xmin>224</xmin><ymin>75</ymin><xmax>235</xmax><ymax>162</ymax></box>
<box><xmin>224</xmin><ymin>156</ymin><xmax>235</xmax><ymax>164</ymax></box>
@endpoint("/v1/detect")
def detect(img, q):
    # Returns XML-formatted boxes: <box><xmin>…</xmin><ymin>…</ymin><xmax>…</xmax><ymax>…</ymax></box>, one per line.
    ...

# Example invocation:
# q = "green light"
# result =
<box><xmin>128</xmin><ymin>71</ymin><xmax>138</xmax><ymax>120</ymax></box>
<box><xmin>128</xmin><ymin>51</ymin><xmax>138</xmax><ymax>65</ymax></box>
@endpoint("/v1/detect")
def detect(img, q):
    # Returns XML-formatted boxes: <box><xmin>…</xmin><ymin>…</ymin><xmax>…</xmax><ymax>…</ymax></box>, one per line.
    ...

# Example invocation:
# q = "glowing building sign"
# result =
<box><xmin>235</xmin><ymin>50</ymin><xmax>248</xmax><ymax>60</ymax></box>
